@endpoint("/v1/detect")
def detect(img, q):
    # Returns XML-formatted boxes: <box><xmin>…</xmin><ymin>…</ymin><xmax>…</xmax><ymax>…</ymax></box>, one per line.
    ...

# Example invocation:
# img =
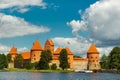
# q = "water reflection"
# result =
<box><xmin>0</xmin><ymin>72</ymin><xmax>120</xmax><ymax>80</ymax></box>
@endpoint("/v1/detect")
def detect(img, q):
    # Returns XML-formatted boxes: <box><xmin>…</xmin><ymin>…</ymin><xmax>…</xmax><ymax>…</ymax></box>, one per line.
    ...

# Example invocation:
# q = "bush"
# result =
<box><xmin>51</xmin><ymin>64</ymin><xmax>57</xmax><ymax>70</ymax></box>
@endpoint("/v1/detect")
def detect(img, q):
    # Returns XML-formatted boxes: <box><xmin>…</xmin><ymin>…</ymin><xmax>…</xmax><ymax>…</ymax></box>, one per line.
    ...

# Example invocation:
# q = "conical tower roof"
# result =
<box><xmin>9</xmin><ymin>46</ymin><xmax>18</xmax><ymax>55</ymax></box>
<box><xmin>46</xmin><ymin>39</ymin><xmax>54</xmax><ymax>46</ymax></box>
<box><xmin>31</xmin><ymin>40</ymin><xmax>43</xmax><ymax>51</ymax></box>
<box><xmin>87</xmin><ymin>43</ymin><xmax>99</xmax><ymax>53</ymax></box>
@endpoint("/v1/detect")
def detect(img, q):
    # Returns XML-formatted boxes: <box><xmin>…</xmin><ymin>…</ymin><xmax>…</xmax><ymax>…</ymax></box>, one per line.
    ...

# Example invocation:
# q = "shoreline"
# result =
<box><xmin>98</xmin><ymin>69</ymin><xmax>120</xmax><ymax>73</ymax></box>
<box><xmin>1</xmin><ymin>68</ymin><xmax>120</xmax><ymax>73</ymax></box>
<box><xmin>1</xmin><ymin>68</ymin><xmax>74</xmax><ymax>73</ymax></box>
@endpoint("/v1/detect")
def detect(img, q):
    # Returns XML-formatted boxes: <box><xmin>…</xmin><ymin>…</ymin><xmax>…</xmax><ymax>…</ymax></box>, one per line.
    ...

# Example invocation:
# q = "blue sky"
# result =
<box><xmin>0</xmin><ymin>0</ymin><xmax>120</xmax><ymax>57</ymax></box>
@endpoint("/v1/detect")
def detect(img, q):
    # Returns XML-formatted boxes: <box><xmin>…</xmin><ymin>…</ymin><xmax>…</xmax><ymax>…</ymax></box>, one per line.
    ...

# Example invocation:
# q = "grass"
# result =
<box><xmin>3</xmin><ymin>68</ymin><xmax>74</xmax><ymax>73</ymax></box>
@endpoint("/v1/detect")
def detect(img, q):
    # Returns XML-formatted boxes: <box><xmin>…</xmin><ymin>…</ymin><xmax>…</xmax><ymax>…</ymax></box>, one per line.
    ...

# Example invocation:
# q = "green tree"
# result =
<box><xmin>6</xmin><ymin>54</ymin><xmax>12</xmax><ymax>63</ymax></box>
<box><xmin>108</xmin><ymin>47</ymin><xmax>120</xmax><ymax>70</ymax></box>
<box><xmin>51</xmin><ymin>64</ymin><xmax>57</xmax><ymax>70</ymax></box>
<box><xmin>37</xmin><ymin>50</ymin><xmax>52</xmax><ymax>70</ymax></box>
<box><xmin>0</xmin><ymin>54</ymin><xmax>8</xmax><ymax>69</ymax></box>
<box><xmin>25</xmin><ymin>61</ymin><xmax>33</xmax><ymax>70</ymax></box>
<box><xmin>59</xmin><ymin>49</ymin><xmax>69</xmax><ymax>70</ymax></box>
<box><xmin>14</xmin><ymin>54</ymin><xmax>24</xmax><ymax>68</ymax></box>
<box><xmin>43</xmin><ymin>50</ymin><xmax>52</xmax><ymax>63</ymax></box>
<box><xmin>100</xmin><ymin>54</ymin><xmax>109</xmax><ymax>69</ymax></box>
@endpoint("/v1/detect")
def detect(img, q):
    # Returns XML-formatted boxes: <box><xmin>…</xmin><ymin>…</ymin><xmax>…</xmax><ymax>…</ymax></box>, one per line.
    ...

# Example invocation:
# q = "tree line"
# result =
<box><xmin>100</xmin><ymin>47</ymin><xmax>120</xmax><ymax>70</ymax></box>
<box><xmin>0</xmin><ymin>49</ymin><xmax>69</xmax><ymax>70</ymax></box>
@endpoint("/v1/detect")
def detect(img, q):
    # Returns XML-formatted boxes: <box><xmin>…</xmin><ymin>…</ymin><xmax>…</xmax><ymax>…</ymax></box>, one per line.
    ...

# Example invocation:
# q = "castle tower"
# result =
<box><xmin>87</xmin><ymin>43</ymin><xmax>101</xmax><ymax>70</ymax></box>
<box><xmin>31</xmin><ymin>40</ymin><xmax>43</xmax><ymax>63</ymax></box>
<box><xmin>9</xmin><ymin>46</ymin><xmax>18</xmax><ymax>61</ymax></box>
<box><xmin>44</xmin><ymin>39</ymin><xmax>54</xmax><ymax>54</ymax></box>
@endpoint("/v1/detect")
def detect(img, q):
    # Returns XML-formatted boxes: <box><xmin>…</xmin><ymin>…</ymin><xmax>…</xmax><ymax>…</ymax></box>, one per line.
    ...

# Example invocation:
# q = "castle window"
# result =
<box><xmin>91</xmin><ymin>57</ymin><xmax>93</xmax><ymax>58</ymax></box>
<box><xmin>93</xmin><ymin>60</ymin><xmax>95</xmax><ymax>62</ymax></box>
<box><xmin>34</xmin><ymin>58</ymin><xmax>36</xmax><ymax>60</ymax></box>
<box><xmin>95</xmin><ymin>64</ymin><xmax>96</xmax><ymax>67</ymax></box>
<box><xmin>34</xmin><ymin>54</ymin><xmax>35</xmax><ymax>56</ymax></box>
<box><xmin>96</xmin><ymin>57</ymin><xmax>97</xmax><ymax>59</ymax></box>
<box><xmin>89</xmin><ymin>60</ymin><xmax>91</xmax><ymax>62</ymax></box>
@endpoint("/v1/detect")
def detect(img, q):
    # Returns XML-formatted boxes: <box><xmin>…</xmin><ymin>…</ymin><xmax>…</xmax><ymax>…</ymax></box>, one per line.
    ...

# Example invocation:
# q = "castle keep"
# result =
<box><xmin>8</xmin><ymin>39</ymin><xmax>101</xmax><ymax>70</ymax></box>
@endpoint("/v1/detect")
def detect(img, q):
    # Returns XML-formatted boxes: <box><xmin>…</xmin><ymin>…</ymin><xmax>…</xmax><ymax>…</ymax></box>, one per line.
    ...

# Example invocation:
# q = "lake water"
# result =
<box><xmin>0</xmin><ymin>72</ymin><xmax>120</xmax><ymax>80</ymax></box>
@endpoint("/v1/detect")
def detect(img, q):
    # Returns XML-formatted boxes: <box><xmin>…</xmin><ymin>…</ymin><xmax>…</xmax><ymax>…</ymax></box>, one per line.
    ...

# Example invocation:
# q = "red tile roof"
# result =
<box><xmin>47</xmin><ymin>40</ymin><xmax>54</xmax><ymax>46</ymax></box>
<box><xmin>31</xmin><ymin>40</ymin><xmax>43</xmax><ymax>51</ymax></box>
<box><xmin>87</xmin><ymin>43</ymin><xmax>98</xmax><ymax>53</ymax></box>
<box><xmin>54</xmin><ymin>47</ymin><xmax>62</xmax><ymax>55</ymax></box>
<box><xmin>54</xmin><ymin>47</ymin><xmax>73</xmax><ymax>55</ymax></box>
<box><xmin>9</xmin><ymin>46</ymin><xmax>18</xmax><ymax>55</ymax></box>
<box><xmin>21</xmin><ymin>52</ymin><xmax>30</xmax><ymax>60</ymax></box>
<box><xmin>65</xmin><ymin>48</ymin><xmax>73</xmax><ymax>55</ymax></box>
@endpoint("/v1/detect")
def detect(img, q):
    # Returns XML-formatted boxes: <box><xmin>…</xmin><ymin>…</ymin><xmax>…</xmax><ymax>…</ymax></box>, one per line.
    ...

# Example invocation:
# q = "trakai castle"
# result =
<box><xmin>8</xmin><ymin>39</ymin><xmax>101</xmax><ymax>70</ymax></box>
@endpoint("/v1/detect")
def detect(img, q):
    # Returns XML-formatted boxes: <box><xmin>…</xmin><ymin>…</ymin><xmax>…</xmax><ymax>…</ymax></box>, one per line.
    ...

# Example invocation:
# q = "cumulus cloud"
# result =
<box><xmin>0</xmin><ymin>13</ymin><xmax>50</xmax><ymax>38</ymax></box>
<box><xmin>52</xmin><ymin>37</ymin><xmax>90</xmax><ymax>57</ymax></box>
<box><xmin>52</xmin><ymin>37</ymin><xmax>113</xmax><ymax>57</ymax></box>
<box><xmin>0</xmin><ymin>0</ymin><xmax>47</xmax><ymax>13</ymax></box>
<box><xmin>67</xmin><ymin>0</ymin><xmax>120</xmax><ymax>47</ymax></box>
<box><xmin>85</xmin><ymin>0</ymin><xmax>120</xmax><ymax>42</ymax></box>
<box><xmin>53</xmin><ymin>0</ymin><xmax>120</xmax><ymax>57</ymax></box>
<box><xmin>67</xmin><ymin>20</ymin><xmax>86</xmax><ymax>33</ymax></box>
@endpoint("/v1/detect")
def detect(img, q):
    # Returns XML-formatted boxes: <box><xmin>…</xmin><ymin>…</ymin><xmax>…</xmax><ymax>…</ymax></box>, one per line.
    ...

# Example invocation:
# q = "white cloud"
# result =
<box><xmin>52</xmin><ymin>37</ymin><xmax>113</xmax><ymax>57</ymax></box>
<box><xmin>0</xmin><ymin>13</ymin><xmax>50</xmax><ymax>38</ymax></box>
<box><xmin>67</xmin><ymin>20</ymin><xmax>86</xmax><ymax>32</ymax></box>
<box><xmin>17</xmin><ymin>8</ymin><xmax>30</xmax><ymax>13</ymax></box>
<box><xmin>67</xmin><ymin>0</ymin><xmax>120</xmax><ymax>46</ymax></box>
<box><xmin>0</xmin><ymin>44</ymin><xmax>10</xmax><ymax>54</ymax></box>
<box><xmin>97</xmin><ymin>47</ymin><xmax>113</xmax><ymax>57</ymax></box>
<box><xmin>62</xmin><ymin>0</ymin><xmax>120</xmax><ymax>56</ymax></box>
<box><xmin>0</xmin><ymin>43</ymin><xmax>29</xmax><ymax>54</ymax></box>
<box><xmin>18</xmin><ymin>47</ymin><xmax>29</xmax><ymax>52</ymax></box>
<box><xmin>67</xmin><ymin>20</ymin><xmax>87</xmax><ymax>39</ymax></box>
<box><xmin>0</xmin><ymin>0</ymin><xmax>47</xmax><ymax>13</ymax></box>
<box><xmin>84</xmin><ymin>0</ymin><xmax>120</xmax><ymax>42</ymax></box>
<box><xmin>52</xmin><ymin>37</ymin><xmax>90</xmax><ymax>57</ymax></box>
